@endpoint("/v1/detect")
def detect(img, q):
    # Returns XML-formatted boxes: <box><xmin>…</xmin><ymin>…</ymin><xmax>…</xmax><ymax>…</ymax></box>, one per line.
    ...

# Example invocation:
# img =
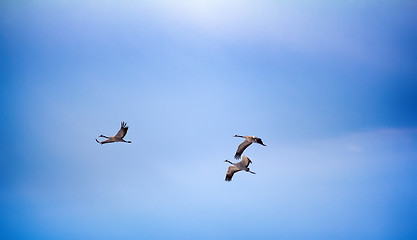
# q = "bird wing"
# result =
<box><xmin>255</xmin><ymin>137</ymin><xmax>265</xmax><ymax>146</ymax></box>
<box><xmin>225</xmin><ymin>166</ymin><xmax>239</xmax><ymax>181</ymax></box>
<box><xmin>234</xmin><ymin>139</ymin><xmax>252</xmax><ymax>159</ymax></box>
<box><xmin>115</xmin><ymin>121</ymin><xmax>128</xmax><ymax>138</ymax></box>
<box><xmin>240</xmin><ymin>155</ymin><xmax>252</xmax><ymax>167</ymax></box>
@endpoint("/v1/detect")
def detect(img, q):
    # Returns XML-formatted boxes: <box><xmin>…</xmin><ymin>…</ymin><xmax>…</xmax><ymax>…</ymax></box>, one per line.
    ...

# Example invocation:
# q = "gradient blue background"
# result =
<box><xmin>1</xmin><ymin>1</ymin><xmax>416</xmax><ymax>239</ymax></box>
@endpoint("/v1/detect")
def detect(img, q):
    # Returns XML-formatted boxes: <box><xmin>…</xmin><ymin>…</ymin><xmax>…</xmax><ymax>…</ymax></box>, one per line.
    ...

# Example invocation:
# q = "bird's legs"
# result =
<box><xmin>247</xmin><ymin>169</ymin><xmax>256</xmax><ymax>174</ymax></box>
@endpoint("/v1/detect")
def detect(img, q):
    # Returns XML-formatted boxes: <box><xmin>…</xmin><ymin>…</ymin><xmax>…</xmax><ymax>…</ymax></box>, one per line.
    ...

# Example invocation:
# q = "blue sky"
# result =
<box><xmin>1</xmin><ymin>1</ymin><xmax>416</xmax><ymax>239</ymax></box>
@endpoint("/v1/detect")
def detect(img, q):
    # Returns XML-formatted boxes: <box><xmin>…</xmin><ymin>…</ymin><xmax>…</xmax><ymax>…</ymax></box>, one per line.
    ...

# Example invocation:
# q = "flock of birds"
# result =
<box><xmin>96</xmin><ymin>122</ymin><xmax>266</xmax><ymax>182</ymax></box>
<box><xmin>225</xmin><ymin>134</ymin><xmax>266</xmax><ymax>181</ymax></box>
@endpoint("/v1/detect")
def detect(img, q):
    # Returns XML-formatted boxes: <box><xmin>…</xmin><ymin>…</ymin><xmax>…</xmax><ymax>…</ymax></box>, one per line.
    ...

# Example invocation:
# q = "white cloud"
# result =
<box><xmin>135</xmin><ymin>0</ymin><xmax>409</xmax><ymax>68</ymax></box>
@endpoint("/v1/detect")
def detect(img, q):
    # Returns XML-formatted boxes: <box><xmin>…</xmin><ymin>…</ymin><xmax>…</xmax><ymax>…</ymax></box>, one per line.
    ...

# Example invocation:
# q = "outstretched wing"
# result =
<box><xmin>255</xmin><ymin>137</ymin><xmax>266</xmax><ymax>146</ymax></box>
<box><xmin>115</xmin><ymin>121</ymin><xmax>128</xmax><ymax>138</ymax></box>
<box><xmin>225</xmin><ymin>166</ymin><xmax>239</xmax><ymax>181</ymax></box>
<box><xmin>234</xmin><ymin>139</ymin><xmax>252</xmax><ymax>159</ymax></box>
<box><xmin>240</xmin><ymin>155</ymin><xmax>252</xmax><ymax>167</ymax></box>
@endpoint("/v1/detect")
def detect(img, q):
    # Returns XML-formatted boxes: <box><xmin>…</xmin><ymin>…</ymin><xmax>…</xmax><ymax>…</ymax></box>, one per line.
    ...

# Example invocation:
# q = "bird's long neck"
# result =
<box><xmin>225</xmin><ymin>160</ymin><xmax>233</xmax><ymax>165</ymax></box>
<box><xmin>234</xmin><ymin>135</ymin><xmax>244</xmax><ymax>138</ymax></box>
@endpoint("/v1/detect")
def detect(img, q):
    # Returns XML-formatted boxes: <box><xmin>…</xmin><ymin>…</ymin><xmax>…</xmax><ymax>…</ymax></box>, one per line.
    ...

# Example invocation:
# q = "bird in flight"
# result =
<box><xmin>234</xmin><ymin>135</ymin><xmax>266</xmax><ymax>159</ymax></box>
<box><xmin>96</xmin><ymin>121</ymin><xmax>132</xmax><ymax>145</ymax></box>
<box><xmin>224</xmin><ymin>155</ymin><xmax>256</xmax><ymax>181</ymax></box>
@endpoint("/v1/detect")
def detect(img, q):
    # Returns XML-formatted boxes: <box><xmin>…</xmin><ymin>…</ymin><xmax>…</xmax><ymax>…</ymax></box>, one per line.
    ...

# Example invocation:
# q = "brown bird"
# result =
<box><xmin>224</xmin><ymin>155</ymin><xmax>256</xmax><ymax>181</ymax></box>
<box><xmin>96</xmin><ymin>122</ymin><xmax>132</xmax><ymax>145</ymax></box>
<box><xmin>234</xmin><ymin>135</ymin><xmax>266</xmax><ymax>159</ymax></box>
